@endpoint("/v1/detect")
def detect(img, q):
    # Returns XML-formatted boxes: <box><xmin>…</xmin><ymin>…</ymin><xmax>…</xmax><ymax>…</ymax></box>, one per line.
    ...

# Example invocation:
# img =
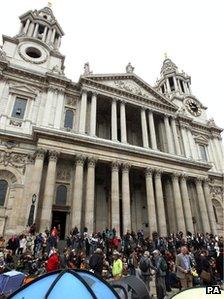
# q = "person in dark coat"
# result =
<box><xmin>89</xmin><ymin>248</ymin><xmax>104</xmax><ymax>276</ymax></box>
<box><xmin>7</xmin><ymin>235</ymin><xmax>19</xmax><ymax>255</ymax></box>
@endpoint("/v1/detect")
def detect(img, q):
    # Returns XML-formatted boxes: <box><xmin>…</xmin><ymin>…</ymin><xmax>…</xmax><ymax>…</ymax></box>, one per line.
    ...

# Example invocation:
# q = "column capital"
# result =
<box><xmin>87</xmin><ymin>156</ymin><xmax>97</xmax><ymax>167</ymax></box>
<box><xmin>180</xmin><ymin>172</ymin><xmax>188</xmax><ymax>180</ymax></box>
<box><xmin>49</xmin><ymin>150</ymin><xmax>60</xmax><ymax>162</ymax></box>
<box><xmin>196</xmin><ymin>176</ymin><xmax>204</xmax><ymax>183</ymax></box>
<box><xmin>163</xmin><ymin>113</ymin><xmax>170</xmax><ymax>118</ymax></box>
<box><xmin>122</xmin><ymin>162</ymin><xmax>131</xmax><ymax>172</ymax></box>
<box><xmin>171</xmin><ymin>172</ymin><xmax>181</xmax><ymax>179</ymax></box>
<box><xmin>202</xmin><ymin>177</ymin><xmax>209</xmax><ymax>184</ymax></box>
<box><xmin>141</xmin><ymin>106</ymin><xmax>146</xmax><ymax>111</ymax></box>
<box><xmin>75</xmin><ymin>154</ymin><xmax>86</xmax><ymax>166</ymax></box>
<box><xmin>154</xmin><ymin>168</ymin><xmax>163</xmax><ymax>177</ymax></box>
<box><xmin>35</xmin><ymin>148</ymin><xmax>46</xmax><ymax>160</ymax></box>
<box><xmin>112</xmin><ymin>97</ymin><xmax>118</xmax><ymax>102</ymax></box>
<box><xmin>171</xmin><ymin>115</ymin><xmax>177</xmax><ymax>120</ymax></box>
<box><xmin>145</xmin><ymin>167</ymin><xmax>154</xmax><ymax>177</ymax></box>
<box><xmin>91</xmin><ymin>91</ymin><xmax>98</xmax><ymax>97</ymax></box>
<box><xmin>120</xmin><ymin>99</ymin><xmax>126</xmax><ymax>105</ymax></box>
<box><xmin>26</xmin><ymin>153</ymin><xmax>35</xmax><ymax>164</ymax></box>
<box><xmin>111</xmin><ymin>160</ymin><xmax>120</xmax><ymax>171</ymax></box>
<box><xmin>81</xmin><ymin>88</ymin><xmax>88</xmax><ymax>94</ymax></box>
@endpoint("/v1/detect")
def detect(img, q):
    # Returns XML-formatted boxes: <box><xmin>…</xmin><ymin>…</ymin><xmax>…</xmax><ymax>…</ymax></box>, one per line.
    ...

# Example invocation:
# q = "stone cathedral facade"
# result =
<box><xmin>0</xmin><ymin>6</ymin><xmax>223</xmax><ymax>238</ymax></box>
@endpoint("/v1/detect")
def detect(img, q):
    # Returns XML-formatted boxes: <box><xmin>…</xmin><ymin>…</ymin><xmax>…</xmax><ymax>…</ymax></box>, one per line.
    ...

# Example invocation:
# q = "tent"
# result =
<box><xmin>8</xmin><ymin>269</ymin><xmax>121</xmax><ymax>299</ymax></box>
<box><xmin>0</xmin><ymin>270</ymin><xmax>25</xmax><ymax>296</ymax></box>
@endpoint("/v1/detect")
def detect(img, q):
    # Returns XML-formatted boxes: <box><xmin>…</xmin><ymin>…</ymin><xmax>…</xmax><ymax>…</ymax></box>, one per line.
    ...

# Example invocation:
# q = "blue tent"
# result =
<box><xmin>8</xmin><ymin>269</ymin><xmax>121</xmax><ymax>299</ymax></box>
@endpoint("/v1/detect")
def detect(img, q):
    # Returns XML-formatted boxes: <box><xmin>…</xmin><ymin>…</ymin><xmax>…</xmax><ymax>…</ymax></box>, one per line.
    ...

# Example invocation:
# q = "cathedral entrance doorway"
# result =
<box><xmin>51</xmin><ymin>211</ymin><xmax>67</xmax><ymax>239</ymax></box>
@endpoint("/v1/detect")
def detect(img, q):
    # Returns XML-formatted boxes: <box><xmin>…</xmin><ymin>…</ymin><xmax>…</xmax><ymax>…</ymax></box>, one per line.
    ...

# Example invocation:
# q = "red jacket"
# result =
<box><xmin>46</xmin><ymin>253</ymin><xmax>60</xmax><ymax>272</ymax></box>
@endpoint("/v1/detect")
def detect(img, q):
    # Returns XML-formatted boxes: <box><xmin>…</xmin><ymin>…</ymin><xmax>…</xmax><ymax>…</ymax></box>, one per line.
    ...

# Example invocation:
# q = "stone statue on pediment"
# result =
<box><xmin>83</xmin><ymin>62</ymin><xmax>92</xmax><ymax>76</ymax></box>
<box><xmin>51</xmin><ymin>65</ymin><xmax>64</xmax><ymax>75</ymax></box>
<box><xmin>207</xmin><ymin>118</ymin><xmax>216</xmax><ymax>126</ymax></box>
<box><xmin>126</xmin><ymin>62</ymin><xmax>134</xmax><ymax>73</ymax></box>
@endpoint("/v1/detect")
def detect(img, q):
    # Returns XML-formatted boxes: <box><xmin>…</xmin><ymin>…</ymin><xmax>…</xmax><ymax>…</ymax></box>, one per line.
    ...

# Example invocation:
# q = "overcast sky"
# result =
<box><xmin>1</xmin><ymin>0</ymin><xmax>223</xmax><ymax>131</ymax></box>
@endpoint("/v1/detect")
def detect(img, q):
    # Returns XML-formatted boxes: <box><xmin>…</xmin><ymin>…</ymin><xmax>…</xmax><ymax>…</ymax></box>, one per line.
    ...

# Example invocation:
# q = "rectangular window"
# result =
<box><xmin>199</xmin><ymin>144</ymin><xmax>207</xmax><ymax>161</ymax></box>
<box><xmin>11</xmin><ymin>97</ymin><xmax>27</xmax><ymax>119</ymax></box>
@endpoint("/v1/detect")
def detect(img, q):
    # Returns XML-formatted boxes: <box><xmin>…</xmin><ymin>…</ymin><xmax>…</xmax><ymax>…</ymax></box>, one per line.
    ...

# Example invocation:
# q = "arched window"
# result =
<box><xmin>56</xmin><ymin>185</ymin><xmax>67</xmax><ymax>205</ymax></box>
<box><xmin>64</xmin><ymin>110</ymin><xmax>74</xmax><ymax>129</ymax></box>
<box><xmin>0</xmin><ymin>180</ymin><xmax>8</xmax><ymax>206</ymax></box>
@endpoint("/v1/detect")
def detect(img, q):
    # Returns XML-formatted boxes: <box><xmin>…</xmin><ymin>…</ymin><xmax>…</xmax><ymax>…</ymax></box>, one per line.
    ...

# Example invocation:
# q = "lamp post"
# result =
<box><xmin>27</xmin><ymin>194</ymin><xmax>37</xmax><ymax>226</ymax></box>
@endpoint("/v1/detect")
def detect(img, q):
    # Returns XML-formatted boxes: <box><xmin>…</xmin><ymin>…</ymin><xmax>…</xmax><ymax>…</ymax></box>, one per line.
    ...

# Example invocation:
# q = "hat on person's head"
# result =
<box><xmin>152</xmin><ymin>249</ymin><xmax>160</xmax><ymax>255</ymax></box>
<box><xmin>95</xmin><ymin>248</ymin><xmax>102</xmax><ymax>254</ymax></box>
<box><xmin>143</xmin><ymin>251</ymin><xmax>150</xmax><ymax>257</ymax></box>
<box><xmin>113</xmin><ymin>250</ymin><xmax>120</xmax><ymax>256</ymax></box>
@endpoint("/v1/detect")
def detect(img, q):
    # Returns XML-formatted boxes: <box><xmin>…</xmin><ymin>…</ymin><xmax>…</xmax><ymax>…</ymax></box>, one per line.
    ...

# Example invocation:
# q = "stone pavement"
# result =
<box><xmin>150</xmin><ymin>277</ymin><xmax>179</xmax><ymax>299</ymax></box>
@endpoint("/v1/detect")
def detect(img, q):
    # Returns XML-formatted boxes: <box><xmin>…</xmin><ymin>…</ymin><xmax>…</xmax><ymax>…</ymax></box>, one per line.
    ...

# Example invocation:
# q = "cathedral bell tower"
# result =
<box><xmin>1</xmin><ymin>5</ymin><xmax>65</xmax><ymax>74</ymax></box>
<box><xmin>156</xmin><ymin>55</ymin><xmax>192</xmax><ymax>98</ymax></box>
<box><xmin>156</xmin><ymin>56</ymin><xmax>207</xmax><ymax>122</ymax></box>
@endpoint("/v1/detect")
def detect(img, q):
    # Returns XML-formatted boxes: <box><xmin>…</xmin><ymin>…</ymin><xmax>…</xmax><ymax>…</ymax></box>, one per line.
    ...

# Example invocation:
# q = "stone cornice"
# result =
<box><xmin>80</xmin><ymin>77</ymin><xmax>178</xmax><ymax>113</ymax></box>
<box><xmin>31</xmin><ymin>126</ymin><xmax>212</xmax><ymax>172</ymax></box>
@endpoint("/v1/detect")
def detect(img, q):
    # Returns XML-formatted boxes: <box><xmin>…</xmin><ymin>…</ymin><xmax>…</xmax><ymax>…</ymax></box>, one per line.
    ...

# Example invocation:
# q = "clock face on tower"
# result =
<box><xmin>185</xmin><ymin>98</ymin><xmax>202</xmax><ymax>116</ymax></box>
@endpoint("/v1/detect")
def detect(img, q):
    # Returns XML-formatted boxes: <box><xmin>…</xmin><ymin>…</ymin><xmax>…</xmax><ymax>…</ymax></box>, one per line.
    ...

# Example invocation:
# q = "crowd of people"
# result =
<box><xmin>0</xmin><ymin>224</ymin><xmax>223</xmax><ymax>299</ymax></box>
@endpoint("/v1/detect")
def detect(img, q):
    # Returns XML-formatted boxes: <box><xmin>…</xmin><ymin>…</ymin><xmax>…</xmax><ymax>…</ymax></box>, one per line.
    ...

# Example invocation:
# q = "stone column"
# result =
<box><xmin>195</xmin><ymin>177</ymin><xmax>211</xmax><ymax>233</ymax></box>
<box><xmin>209</xmin><ymin>138</ymin><xmax>219</xmax><ymax>170</ymax></box>
<box><xmin>171</xmin><ymin>173</ymin><xmax>186</xmax><ymax>233</ymax></box>
<box><xmin>33</xmin><ymin>23</ymin><xmax>39</xmax><ymax>38</ymax></box>
<box><xmin>111</xmin><ymin>161</ymin><xmax>120</xmax><ymax>235</ymax></box>
<box><xmin>120</xmin><ymin>101</ymin><xmax>127</xmax><ymax>143</ymax></box>
<box><xmin>71</xmin><ymin>155</ymin><xmax>85</xmax><ymax>229</ymax></box>
<box><xmin>141</xmin><ymin>107</ymin><xmax>149</xmax><ymax>148</ymax></box>
<box><xmin>42</xmin><ymin>26</ymin><xmax>48</xmax><ymax>42</ymax></box>
<box><xmin>166</xmin><ymin>78</ymin><xmax>171</xmax><ymax>93</ymax></box>
<box><xmin>85</xmin><ymin>157</ymin><xmax>97</xmax><ymax>234</ymax></box>
<box><xmin>90</xmin><ymin>92</ymin><xmax>97</xmax><ymax>136</ymax></box>
<box><xmin>51</xmin><ymin>28</ymin><xmax>56</xmax><ymax>43</ymax></box>
<box><xmin>186</xmin><ymin>127</ymin><xmax>194</xmax><ymax>158</ymax></box>
<box><xmin>187</xmin><ymin>128</ymin><xmax>198</xmax><ymax>160</ymax></box>
<box><xmin>179</xmin><ymin>174</ymin><xmax>194</xmax><ymax>233</ymax></box>
<box><xmin>154</xmin><ymin>169</ymin><xmax>167</xmax><ymax>235</ymax></box>
<box><xmin>30</xmin><ymin>149</ymin><xmax>45</xmax><ymax>223</ymax></box>
<box><xmin>79</xmin><ymin>90</ymin><xmax>88</xmax><ymax>134</ymax></box>
<box><xmin>145</xmin><ymin>168</ymin><xmax>157</xmax><ymax>235</ymax></box>
<box><xmin>203</xmin><ymin>178</ymin><xmax>217</xmax><ymax>235</ymax></box>
<box><xmin>171</xmin><ymin>117</ymin><xmax>181</xmax><ymax>155</ymax></box>
<box><xmin>23</xmin><ymin>19</ymin><xmax>30</xmax><ymax>34</ymax></box>
<box><xmin>40</xmin><ymin>151</ymin><xmax>59</xmax><ymax>232</ymax></box>
<box><xmin>27</xmin><ymin>22</ymin><xmax>35</xmax><ymax>37</ymax></box>
<box><xmin>214</xmin><ymin>138</ymin><xmax>224</xmax><ymax>171</ymax></box>
<box><xmin>111</xmin><ymin>98</ymin><xmax>118</xmax><ymax>141</ymax></box>
<box><xmin>148</xmin><ymin>110</ymin><xmax>157</xmax><ymax>150</ymax></box>
<box><xmin>173</xmin><ymin>77</ymin><xmax>178</xmax><ymax>91</ymax></box>
<box><xmin>122</xmin><ymin>163</ymin><xmax>131</xmax><ymax>233</ymax></box>
<box><xmin>180</xmin><ymin>124</ymin><xmax>191</xmax><ymax>158</ymax></box>
<box><xmin>164</xmin><ymin>114</ymin><xmax>174</xmax><ymax>154</ymax></box>
<box><xmin>46</xmin><ymin>29</ymin><xmax>52</xmax><ymax>43</ymax></box>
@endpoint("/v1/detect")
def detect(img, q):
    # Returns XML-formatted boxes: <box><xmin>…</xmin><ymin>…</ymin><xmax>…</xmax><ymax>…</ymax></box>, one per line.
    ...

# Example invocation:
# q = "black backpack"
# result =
<box><xmin>139</xmin><ymin>257</ymin><xmax>148</xmax><ymax>272</ymax></box>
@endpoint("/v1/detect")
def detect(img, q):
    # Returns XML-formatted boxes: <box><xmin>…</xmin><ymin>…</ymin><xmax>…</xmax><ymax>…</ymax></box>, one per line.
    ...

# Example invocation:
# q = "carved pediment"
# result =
<box><xmin>194</xmin><ymin>134</ymin><xmax>209</xmax><ymax>145</ymax></box>
<box><xmin>9</xmin><ymin>84</ymin><xmax>38</xmax><ymax>98</ymax></box>
<box><xmin>82</xmin><ymin>73</ymin><xmax>177</xmax><ymax>110</ymax></box>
